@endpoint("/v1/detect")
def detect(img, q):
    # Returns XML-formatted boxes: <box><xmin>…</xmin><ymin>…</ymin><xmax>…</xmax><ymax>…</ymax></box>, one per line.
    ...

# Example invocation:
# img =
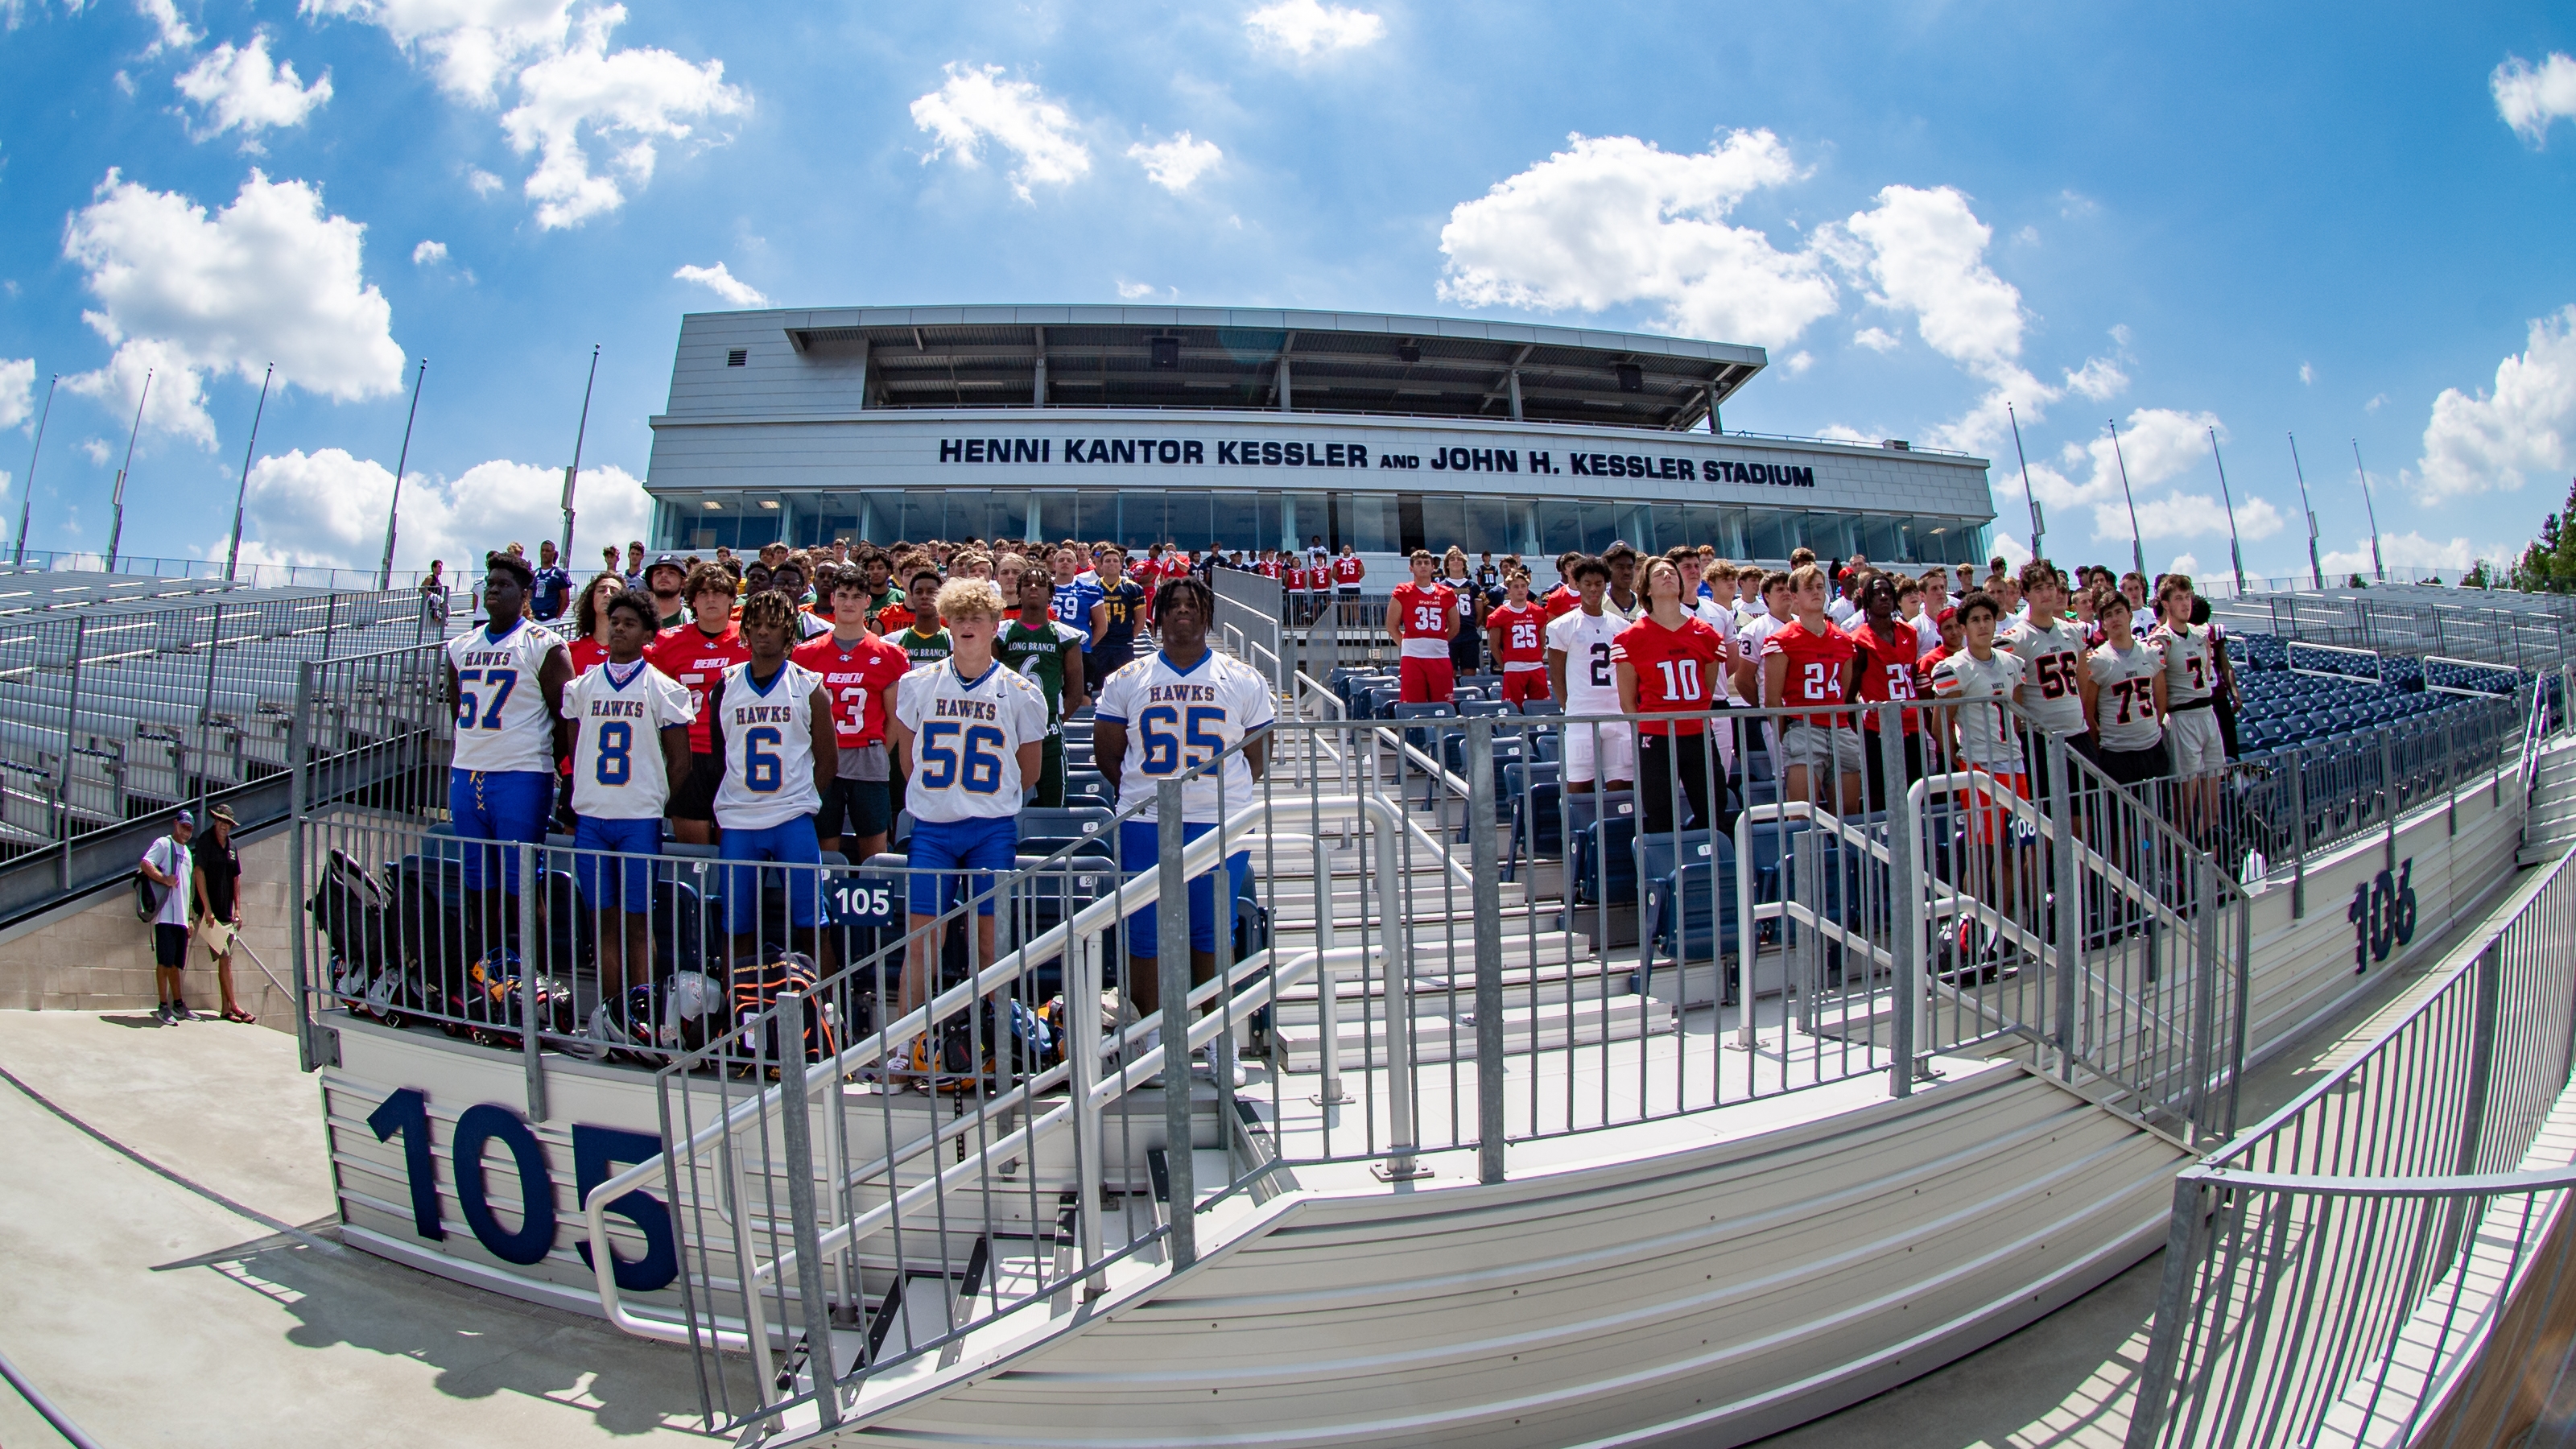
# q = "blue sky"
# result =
<box><xmin>1</xmin><ymin>0</ymin><xmax>2572</xmax><ymax>582</ymax></box>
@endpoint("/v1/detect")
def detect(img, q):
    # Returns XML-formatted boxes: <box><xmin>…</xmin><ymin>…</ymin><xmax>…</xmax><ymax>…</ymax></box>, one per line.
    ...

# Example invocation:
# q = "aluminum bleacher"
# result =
<box><xmin>0</xmin><ymin>570</ymin><xmax>448</xmax><ymax>922</ymax></box>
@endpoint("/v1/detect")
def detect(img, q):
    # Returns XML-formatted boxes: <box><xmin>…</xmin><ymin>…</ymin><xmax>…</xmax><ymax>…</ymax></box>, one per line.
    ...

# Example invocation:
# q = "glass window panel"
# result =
<box><xmin>1893</xmin><ymin>517</ymin><xmax>1917</xmax><ymax>563</ymax></box>
<box><xmin>1860</xmin><ymin>514</ymin><xmax>1901</xmax><ymax>563</ymax></box>
<box><xmin>1649</xmin><ymin>504</ymin><xmax>1688</xmax><ymax>555</ymax></box>
<box><xmin>1212</xmin><ymin>493</ymin><xmax>1263</xmax><ymax>554</ymax></box>
<box><xmin>1037</xmin><ymin>491</ymin><xmax>1080</xmax><ymax>545</ymax></box>
<box><xmin>1418</xmin><ymin>494</ymin><xmax>1468</xmax><ymax>555</ymax></box>
<box><xmin>1348</xmin><ymin>493</ymin><xmax>1401</xmax><ymax>554</ymax></box>
<box><xmin>983</xmin><ymin>491</ymin><xmax>1033</xmax><ymax>545</ymax></box>
<box><xmin>1165</xmin><ymin>492</ymin><xmax>1212</xmax><ymax>551</ymax></box>
<box><xmin>1579</xmin><ymin>501</ymin><xmax>1620</xmax><ymax>555</ymax></box>
<box><xmin>1075</xmin><ymin>493</ymin><xmax>1121</xmax><ymax>544</ymax></box>
<box><xmin>1534</xmin><ymin>499</ymin><xmax>1583</xmax><ymax>557</ymax></box>
<box><xmin>1282</xmin><ymin>492</ymin><xmax>1327</xmax><ymax>554</ymax></box>
<box><xmin>1744</xmin><ymin>509</ymin><xmax>1789</xmax><ymax>562</ymax></box>
<box><xmin>1466</xmin><ymin>497</ymin><xmax>1513</xmax><ymax>559</ymax></box>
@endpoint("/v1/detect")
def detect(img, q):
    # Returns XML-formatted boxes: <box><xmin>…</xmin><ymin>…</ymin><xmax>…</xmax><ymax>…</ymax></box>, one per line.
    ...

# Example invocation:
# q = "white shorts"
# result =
<box><xmin>1562</xmin><ymin>717</ymin><xmax>1636</xmax><ymax>786</ymax></box>
<box><xmin>2167</xmin><ymin>707</ymin><xmax>2226</xmax><ymax>778</ymax></box>
<box><xmin>1777</xmin><ymin>720</ymin><xmax>1865</xmax><ymax>778</ymax></box>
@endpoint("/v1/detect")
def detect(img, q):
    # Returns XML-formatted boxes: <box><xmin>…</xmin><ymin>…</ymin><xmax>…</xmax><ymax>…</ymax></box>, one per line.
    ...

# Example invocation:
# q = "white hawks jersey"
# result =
<box><xmin>1931</xmin><ymin>648</ymin><xmax>2028</xmax><ymax>768</ymax></box>
<box><xmin>892</xmin><ymin>658</ymin><xmax>1050</xmax><ymax>823</ymax></box>
<box><xmin>1093</xmin><ymin>649</ymin><xmax>1277</xmax><ymax>824</ymax></box>
<box><xmin>2000</xmin><ymin>616</ymin><xmax>2091</xmax><ymax>735</ymax></box>
<box><xmin>447</xmin><ymin>617</ymin><xmax>566</xmax><ymax>774</ymax></box>
<box><xmin>568</xmin><ymin>658</ymin><xmax>696</xmax><ymax>819</ymax></box>
<box><xmin>711</xmin><ymin>660</ymin><xmax>824</xmax><ymax>832</ymax></box>
<box><xmin>2087</xmin><ymin>639</ymin><xmax>2167</xmax><ymax>752</ymax></box>
<box><xmin>1546</xmin><ymin>608</ymin><xmax>1628</xmax><ymax>717</ymax></box>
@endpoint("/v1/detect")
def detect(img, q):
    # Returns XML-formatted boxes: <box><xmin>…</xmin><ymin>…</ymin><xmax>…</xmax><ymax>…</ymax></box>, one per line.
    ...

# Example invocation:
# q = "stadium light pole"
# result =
<box><xmin>2207</xmin><ymin>426</ymin><xmax>2248</xmax><ymax>597</ymax></box>
<box><xmin>225</xmin><ymin>364</ymin><xmax>272</xmax><ymax>586</ymax></box>
<box><xmin>2008</xmin><ymin>402</ymin><xmax>2044</xmax><ymax>563</ymax></box>
<box><xmin>105</xmin><ymin>367</ymin><xmax>152</xmax><ymax>572</ymax></box>
<box><xmin>2351</xmin><ymin>438</ymin><xmax>2385</xmax><ymax>584</ymax></box>
<box><xmin>378</xmin><ymin>359</ymin><xmax>426</xmax><ymax>592</ymax></box>
<box><xmin>2288</xmin><ymin>432</ymin><xmax>2324</xmax><ymax>591</ymax></box>
<box><xmin>2107</xmin><ymin>418</ymin><xmax>2147</xmax><ymax>580</ymax></box>
<box><xmin>559</xmin><ymin>345</ymin><xmax>599</xmax><ymax>563</ymax></box>
<box><xmin>13</xmin><ymin>374</ymin><xmax>56</xmax><ymax>567</ymax></box>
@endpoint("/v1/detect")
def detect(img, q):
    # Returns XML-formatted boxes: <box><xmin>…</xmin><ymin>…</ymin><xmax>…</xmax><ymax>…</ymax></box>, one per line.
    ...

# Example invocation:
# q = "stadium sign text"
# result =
<box><xmin>935</xmin><ymin>435</ymin><xmax>1815</xmax><ymax>488</ymax></box>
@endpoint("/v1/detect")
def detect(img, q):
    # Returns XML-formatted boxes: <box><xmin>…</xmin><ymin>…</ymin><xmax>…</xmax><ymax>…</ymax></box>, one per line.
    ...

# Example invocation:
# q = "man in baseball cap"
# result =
<box><xmin>645</xmin><ymin>552</ymin><xmax>690</xmax><ymax>628</ymax></box>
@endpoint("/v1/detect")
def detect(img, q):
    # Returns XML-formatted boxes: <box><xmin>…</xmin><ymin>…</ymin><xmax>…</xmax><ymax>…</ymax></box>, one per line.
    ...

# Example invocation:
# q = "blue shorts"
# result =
<box><xmin>572</xmin><ymin>815</ymin><xmax>659</xmax><ymax>912</ymax></box>
<box><xmin>906</xmin><ymin>815</ymin><xmax>1018</xmax><ymax>918</ymax></box>
<box><xmin>1119</xmin><ymin>819</ymin><xmax>1251</xmax><ymax>957</ymax></box>
<box><xmin>449</xmin><ymin>768</ymin><xmax>555</xmax><ymax>893</ymax></box>
<box><xmin>719</xmin><ymin>819</ymin><xmax>821</xmax><ymax>935</ymax></box>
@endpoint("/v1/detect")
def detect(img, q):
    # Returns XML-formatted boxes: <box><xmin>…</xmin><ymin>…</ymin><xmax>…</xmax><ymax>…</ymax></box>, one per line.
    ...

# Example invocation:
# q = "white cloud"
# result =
<box><xmin>2300</xmin><ymin>361</ymin><xmax>2314</xmax><ymax>386</ymax></box>
<box><xmin>1437</xmin><ymin>130</ymin><xmax>1837</xmax><ymax>349</ymax></box>
<box><xmin>2058</xmin><ymin>190</ymin><xmax>2099</xmax><ymax>219</ymax></box>
<box><xmin>60</xmin><ymin>169</ymin><xmax>403</xmax><ymax>444</ymax></box>
<box><xmin>411</xmin><ymin>238</ymin><xmax>448</xmax><ymax>265</ymax></box>
<box><xmin>1128</xmin><ymin>131</ymin><xmax>1221</xmax><ymax>192</ymax></box>
<box><xmin>2021</xmin><ymin>407</ymin><xmax>2268</xmax><ymax>550</ymax></box>
<box><xmin>2367</xmin><ymin>392</ymin><xmax>2387</xmax><ymax>413</ymax></box>
<box><xmin>2493</xmin><ymin>52</ymin><xmax>2576</xmax><ymax>145</ymax></box>
<box><xmin>2413</xmin><ymin>304</ymin><xmax>2576</xmax><ymax>500</ymax></box>
<box><xmin>672</xmin><ymin>261</ymin><xmax>766</xmax><ymax>307</ymax></box>
<box><xmin>1852</xmin><ymin>325</ymin><xmax>1899</xmax><ymax>353</ymax></box>
<box><xmin>1785</xmin><ymin>350</ymin><xmax>1814</xmax><ymax>375</ymax></box>
<box><xmin>234</xmin><ymin>447</ymin><xmax>647</xmax><ymax>572</ymax></box>
<box><xmin>2167</xmin><ymin>551</ymin><xmax>2201</xmax><ymax>578</ymax></box>
<box><xmin>498</xmin><ymin>6</ymin><xmax>748</xmax><ymax>229</ymax></box>
<box><xmin>2131</xmin><ymin>491</ymin><xmax>2285</xmax><ymax>543</ymax></box>
<box><xmin>135</xmin><ymin>0</ymin><xmax>196</xmax><ymax>54</ymax></box>
<box><xmin>1245</xmin><ymin>0</ymin><xmax>1382</xmax><ymax>56</ymax></box>
<box><xmin>80</xmin><ymin>439</ymin><xmax>114</xmax><ymax>466</ymax></box>
<box><xmin>910</xmin><ymin>64</ymin><xmax>1090</xmax><ymax>200</ymax></box>
<box><xmin>1988</xmin><ymin>530</ymin><xmax>2031</xmax><ymax>570</ymax></box>
<box><xmin>1116</xmin><ymin>279</ymin><xmax>1156</xmax><ymax>299</ymax></box>
<box><xmin>2320</xmin><ymin>531</ymin><xmax>2507</xmax><ymax>577</ymax></box>
<box><xmin>311</xmin><ymin>0</ymin><xmax>742</xmax><ymax>225</ymax></box>
<box><xmin>0</xmin><ymin>358</ymin><xmax>31</xmax><ymax>431</ymax></box>
<box><xmin>300</xmin><ymin>0</ymin><xmax>574</xmax><ymax>105</ymax></box>
<box><xmin>175</xmin><ymin>33</ymin><xmax>333</xmax><ymax>142</ymax></box>
<box><xmin>2011</xmin><ymin>224</ymin><xmax>2038</xmax><ymax>246</ymax></box>
<box><xmin>2064</xmin><ymin>356</ymin><xmax>2128</xmax><ymax>402</ymax></box>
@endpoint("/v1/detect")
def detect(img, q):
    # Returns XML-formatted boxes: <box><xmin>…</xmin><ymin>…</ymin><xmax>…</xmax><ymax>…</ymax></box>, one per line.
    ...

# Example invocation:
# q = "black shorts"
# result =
<box><xmin>816</xmin><ymin>777</ymin><xmax>892</xmax><ymax>845</ymax></box>
<box><xmin>2024</xmin><ymin>731</ymin><xmax>2099</xmax><ymax>802</ymax></box>
<box><xmin>1088</xmin><ymin>641</ymin><xmax>1135</xmax><ymax>683</ymax></box>
<box><xmin>671</xmin><ymin>751</ymin><xmax>724</xmax><ymax>823</ymax></box>
<box><xmin>154</xmin><ymin>923</ymin><xmax>189</xmax><ymax>969</ymax></box>
<box><xmin>2099</xmin><ymin>738</ymin><xmax>2171</xmax><ymax>788</ymax></box>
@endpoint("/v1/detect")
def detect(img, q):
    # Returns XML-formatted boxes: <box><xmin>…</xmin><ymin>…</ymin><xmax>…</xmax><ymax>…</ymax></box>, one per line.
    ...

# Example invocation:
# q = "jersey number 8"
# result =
<box><xmin>594</xmin><ymin>721</ymin><xmax>632</xmax><ymax>785</ymax></box>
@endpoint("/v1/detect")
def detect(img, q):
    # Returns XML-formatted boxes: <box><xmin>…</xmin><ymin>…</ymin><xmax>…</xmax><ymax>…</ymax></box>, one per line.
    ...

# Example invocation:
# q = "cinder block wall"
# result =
<box><xmin>0</xmin><ymin>827</ymin><xmax>298</xmax><ymax>1030</ymax></box>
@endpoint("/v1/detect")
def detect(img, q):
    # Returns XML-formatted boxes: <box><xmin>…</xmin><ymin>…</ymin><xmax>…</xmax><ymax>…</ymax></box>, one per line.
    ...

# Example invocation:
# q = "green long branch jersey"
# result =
<box><xmin>999</xmin><ymin>616</ymin><xmax>1084</xmax><ymax>732</ymax></box>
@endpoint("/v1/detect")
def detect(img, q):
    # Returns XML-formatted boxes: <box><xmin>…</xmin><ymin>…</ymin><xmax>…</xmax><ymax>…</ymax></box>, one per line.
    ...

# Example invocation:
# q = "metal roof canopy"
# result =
<box><xmin>745</xmin><ymin>304</ymin><xmax>1765</xmax><ymax>432</ymax></box>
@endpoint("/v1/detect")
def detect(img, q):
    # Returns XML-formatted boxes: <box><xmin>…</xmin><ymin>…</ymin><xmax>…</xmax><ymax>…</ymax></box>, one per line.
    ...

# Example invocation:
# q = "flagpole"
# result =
<box><xmin>2108</xmin><ymin>418</ymin><xmax>2146</xmax><ymax>580</ymax></box>
<box><xmin>2288</xmin><ymin>432</ymin><xmax>2323</xmax><ymax>591</ymax></box>
<box><xmin>225</xmin><ymin>365</ymin><xmax>272</xmax><ymax>586</ymax></box>
<box><xmin>559</xmin><ymin>345</ymin><xmax>599</xmax><ymax>562</ymax></box>
<box><xmin>2008</xmin><ymin>402</ymin><xmax>2044</xmax><ymax>562</ymax></box>
<box><xmin>105</xmin><ymin>368</ymin><xmax>152</xmax><ymax>572</ymax></box>
<box><xmin>2351</xmin><ymin>438</ymin><xmax>2384</xmax><ymax>584</ymax></box>
<box><xmin>2208</xmin><ymin>427</ymin><xmax>2247</xmax><ymax>597</ymax></box>
<box><xmin>378</xmin><ymin>359</ymin><xmax>426</xmax><ymax>591</ymax></box>
<box><xmin>12</xmin><ymin>374</ymin><xmax>56</xmax><ymax>567</ymax></box>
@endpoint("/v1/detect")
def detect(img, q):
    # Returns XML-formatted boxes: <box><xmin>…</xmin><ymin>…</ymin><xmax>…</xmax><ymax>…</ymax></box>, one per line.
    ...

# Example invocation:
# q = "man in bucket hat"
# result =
<box><xmin>192</xmin><ymin>804</ymin><xmax>254</xmax><ymax>1023</ymax></box>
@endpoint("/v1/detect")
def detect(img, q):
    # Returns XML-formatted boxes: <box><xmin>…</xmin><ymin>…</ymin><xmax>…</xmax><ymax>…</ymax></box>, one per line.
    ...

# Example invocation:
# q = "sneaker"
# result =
<box><xmin>155</xmin><ymin>1001</ymin><xmax>171</xmax><ymax>1024</ymax></box>
<box><xmin>168</xmin><ymin>1001</ymin><xmax>193</xmax><ymax>1022</ymax></box>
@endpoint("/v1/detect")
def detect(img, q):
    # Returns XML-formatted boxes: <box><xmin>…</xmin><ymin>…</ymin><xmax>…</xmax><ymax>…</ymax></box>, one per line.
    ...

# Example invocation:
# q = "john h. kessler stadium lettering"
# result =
<box><xmin>935</xmin><ymin>436</ymin><xmax>1816</xmax><ymax>488</ymax></box>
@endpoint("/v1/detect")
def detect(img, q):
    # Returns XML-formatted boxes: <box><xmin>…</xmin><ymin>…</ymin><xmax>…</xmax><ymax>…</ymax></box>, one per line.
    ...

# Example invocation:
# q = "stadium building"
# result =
<box><xmin>643</xmin><ymin>304</ymin><xmax>1995</xmax><ymax>580</ymax></box>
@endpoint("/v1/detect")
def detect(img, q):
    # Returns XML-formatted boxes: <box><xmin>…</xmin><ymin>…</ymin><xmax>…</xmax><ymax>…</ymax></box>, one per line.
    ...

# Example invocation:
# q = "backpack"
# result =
<box><xmin>730</xmin><ymin>952</ymin><xmax>838</xmax><ymax>1073</ymax></box>
<box><xmin>134</xmin><ymin>837</ymin><xmax>175</xmax><ymax>921</ymax></box>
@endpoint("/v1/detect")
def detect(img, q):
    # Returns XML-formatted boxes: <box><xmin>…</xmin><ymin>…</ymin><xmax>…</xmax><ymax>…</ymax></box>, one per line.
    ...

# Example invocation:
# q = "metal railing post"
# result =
<box><xmin>2187</xmin><ymin>859</ymin><xmax>2220</xmax><ymax>1144</ymax></box>
<box><xmin>2289</xmin><ymin>746</ymin><xmax>2308</xmax><ymax>919</ymax></box>
<box><xmin>774</xmin><ymin>989</ymin><xmax>843</xmax><ymax>1430</ymax></box>
<box><xmin>2380</xmin><ymin>724</ymin><xmax>2400</xmax><ymax>869</ymax></box>
<box><xmin>1155</xmin><ymin>780</ymin><xmax>1195</xmax><ymax>1270</ymax></box>
<box><xmin>56</xmin><ymin>616</ymin><xmax>86</xmax><ymax>890</ymax></box>
<box><xmin>520</xmin><ymin>842</ymin><xmax>547</xmax><ymax>1121</ymax></box>
<box><xmin>287</xmin><ymin>659</ymin><xmax>317</xmax><ymax>1071</ymax></box>
<box><xmin>2455</xmin><ymin>940</ymin><xmax>2504</xmax><ymax>1179</ymax></box>
<box><xmin>2124</xmin><ymin>1176</ymin><xmax>2211</xmax><ymax>1449</ymax></box>
<box><xmin>1468</xmin><ymin>718</ymin><xmax>1505</xmax><ymax>1184</ymax></box>
<box><xmin>1368</xmin><ymin>795</ymin><xmax>1426</xmax><ymax>1180</ymax></box>
<box><xmin>2050</xmin><ymin>733</ymin><xmax>2081</xmax><ymax>1080</ymax></box>
<box><xmin>1881</xmin><ymin>708</ymin><xmax>1921</xmax><ymax>1096</ymax></box>
<box><xmin>1066</xmin><ymin>928</ymin><xmax>1106</xmax><ymax>1297</ymax></box>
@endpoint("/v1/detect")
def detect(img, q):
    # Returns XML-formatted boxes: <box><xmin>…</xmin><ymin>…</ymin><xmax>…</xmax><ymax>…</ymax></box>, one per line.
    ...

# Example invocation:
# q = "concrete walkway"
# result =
<box><xmin>0</xmin><ymin>1009</ymin><xmax>717</xmax><ymax>1448</ymax></box>
<box><xmin>1751</xmin><ymin>865</ymin><xmax>2544</xmax><ymax>1449</ymax></box>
